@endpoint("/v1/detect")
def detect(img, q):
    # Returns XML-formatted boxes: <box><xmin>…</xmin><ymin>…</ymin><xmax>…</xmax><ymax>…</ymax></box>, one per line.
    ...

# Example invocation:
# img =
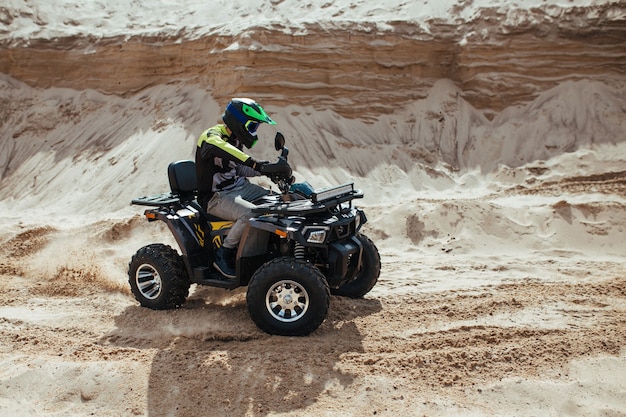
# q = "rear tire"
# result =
<box><xmin>331</xmin><ymin>233</ymin><xmax>380</xmax><ymax>298</ymax></box>
<box><xmin>128</xmin><ymin>244</ymin><xmax>190</xmax><ymax>310</ymax></box>
<box><xmin>247</xmin><ymin>257</ymin><xmax>330</xmax><ymax>336</ymax></box>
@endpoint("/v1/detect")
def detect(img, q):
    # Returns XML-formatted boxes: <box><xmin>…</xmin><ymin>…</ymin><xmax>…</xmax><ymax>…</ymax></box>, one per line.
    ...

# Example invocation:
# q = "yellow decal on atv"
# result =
<box><xmin>211</xmin><ymin>221</ymin><xmax>234</xmax><ymax>230</ymax></box>
<box><xmin>210</xmin><ymin>221</ymin><xmax>233</xmax><ymax>248</ymax></box>
<box><xmin>193</xmin><ymin>224</ymin><xmax>205</xmax><ymax>247</ymax></box>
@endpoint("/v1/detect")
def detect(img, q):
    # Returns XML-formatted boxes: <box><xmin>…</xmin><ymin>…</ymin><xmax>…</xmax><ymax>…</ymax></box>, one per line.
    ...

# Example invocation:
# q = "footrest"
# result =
<box><xmin>192</xmin><ymin>267</ymin><xmax>239</xmax><ymax>289</ymax></box>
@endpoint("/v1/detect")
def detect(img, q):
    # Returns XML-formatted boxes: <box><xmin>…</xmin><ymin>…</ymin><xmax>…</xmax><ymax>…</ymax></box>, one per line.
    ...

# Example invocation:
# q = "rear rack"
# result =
<box><xmin>132</xmin><ymin>193</ymin><xmax>180</xmax><ymax>206</ymax></box>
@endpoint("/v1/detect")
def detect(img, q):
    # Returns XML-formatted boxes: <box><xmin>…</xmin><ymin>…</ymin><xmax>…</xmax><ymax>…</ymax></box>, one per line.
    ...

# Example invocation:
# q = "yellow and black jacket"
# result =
<box><xmin>195</xmin><ymin>124</ymin><xmax>261</xmax><ymax>208</ymax></box>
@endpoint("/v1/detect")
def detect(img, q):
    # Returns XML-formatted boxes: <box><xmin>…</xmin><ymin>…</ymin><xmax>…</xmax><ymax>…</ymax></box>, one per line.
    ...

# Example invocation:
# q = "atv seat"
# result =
<box><xmin>167</xmin><ymin>160</ymin><xmax>222</xmax><ymax>222</ymax></box>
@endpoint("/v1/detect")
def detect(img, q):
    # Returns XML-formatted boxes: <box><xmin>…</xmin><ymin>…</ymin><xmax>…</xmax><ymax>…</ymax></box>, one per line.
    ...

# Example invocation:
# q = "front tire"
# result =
<box><xmin>128</xmin><ymin>244</ymin><xmax>190</xmax><ymax>310</ymax></box>
<box><xmin>247</xmin><ymin>257</ymin><xmax>330</xmax><ymax>336</ymax></box>
<box><xmin>331</xmin><ymin>233</ymin><xmax>380</xmax><ymax>298</ymax></box>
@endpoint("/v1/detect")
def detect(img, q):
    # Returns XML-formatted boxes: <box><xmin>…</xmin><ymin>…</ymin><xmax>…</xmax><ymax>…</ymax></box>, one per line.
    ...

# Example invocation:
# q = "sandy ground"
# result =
<box><xmin>1</xmin><ymin>162</ymin><xmax>624</xmax><ymax>417</ymax></box>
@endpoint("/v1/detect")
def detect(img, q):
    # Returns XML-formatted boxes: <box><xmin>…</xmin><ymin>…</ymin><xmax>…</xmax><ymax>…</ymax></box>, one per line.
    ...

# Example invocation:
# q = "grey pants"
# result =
<box><xmin>205</xmin><ymin>182</ymin><xmax>269</xmax><ymax>249</ymax></box>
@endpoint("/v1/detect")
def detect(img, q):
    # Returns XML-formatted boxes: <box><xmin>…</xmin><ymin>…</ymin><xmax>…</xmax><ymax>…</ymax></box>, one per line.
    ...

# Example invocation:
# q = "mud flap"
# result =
<box><xmin>326</xmin><ymin>235</ymin><xmax>362</xmax><ymax>287</ymax></box>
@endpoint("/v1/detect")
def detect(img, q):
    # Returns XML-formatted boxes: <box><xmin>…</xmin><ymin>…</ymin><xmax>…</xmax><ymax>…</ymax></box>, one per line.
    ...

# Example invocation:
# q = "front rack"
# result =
<box><xmin>252</xmin><ymin>183</ymin><xmax>363</xmax><ymax>216</ymax></box>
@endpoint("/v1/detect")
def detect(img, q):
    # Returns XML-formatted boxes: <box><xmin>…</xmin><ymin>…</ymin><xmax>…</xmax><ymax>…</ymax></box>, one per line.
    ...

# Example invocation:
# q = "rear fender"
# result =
<box><xmin>144</xmin><ymin>208</ymin><xmax>211</xmax><ymax>274</ymax></box>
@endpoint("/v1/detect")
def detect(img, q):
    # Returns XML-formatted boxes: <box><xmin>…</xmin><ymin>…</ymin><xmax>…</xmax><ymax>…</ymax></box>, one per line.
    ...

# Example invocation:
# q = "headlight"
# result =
<box><xmin>304</xmin><ymin>227</ymin><xmax>329</xmax><ymax>244</ymax></box>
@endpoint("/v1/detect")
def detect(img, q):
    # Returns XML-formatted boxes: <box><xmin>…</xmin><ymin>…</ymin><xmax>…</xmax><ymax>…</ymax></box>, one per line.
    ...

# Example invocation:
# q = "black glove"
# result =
<box><xmin>258</xmin><ymin>158</ymin><xmax>292</xmax><ymax>178</ymax></box>
<box><xmin>252</xmin><ymin>160</ymin><xmax>270</xmax><ymax>172</ymax></box>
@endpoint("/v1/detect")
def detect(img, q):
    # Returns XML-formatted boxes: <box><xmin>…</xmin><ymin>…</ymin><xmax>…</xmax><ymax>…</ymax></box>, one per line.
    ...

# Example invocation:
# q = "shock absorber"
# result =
<box><xmin>294</xmin><ymin>242</ymin><xmax>305</xmax><ymax>260</ymax></box>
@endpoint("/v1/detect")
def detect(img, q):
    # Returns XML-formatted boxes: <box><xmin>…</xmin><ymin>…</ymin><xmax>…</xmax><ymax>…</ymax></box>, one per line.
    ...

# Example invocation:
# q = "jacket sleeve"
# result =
<box><xmin>235</xmin><ymin>164</ymin><xmax>262</xmax><ymax>177</ymax></box>
<box><xmin>198</xmin><ymin>130</ymin><xmax>257</xmax><ymax>168</ymax></box>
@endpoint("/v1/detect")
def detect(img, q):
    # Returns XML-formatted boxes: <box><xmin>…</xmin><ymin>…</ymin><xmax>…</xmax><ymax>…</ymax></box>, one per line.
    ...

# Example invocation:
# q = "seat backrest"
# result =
<box><xmin>168</xmin><ymin>160</ymin><xmax>197</xmax><ymax>199</ymax></box>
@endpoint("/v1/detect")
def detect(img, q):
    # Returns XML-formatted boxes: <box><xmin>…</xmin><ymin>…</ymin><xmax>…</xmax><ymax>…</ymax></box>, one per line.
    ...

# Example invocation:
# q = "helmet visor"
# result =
<box><xmin>245</xmin><ymin>120</ymin><xmax>260</xmax><ymax>135</ymax></box>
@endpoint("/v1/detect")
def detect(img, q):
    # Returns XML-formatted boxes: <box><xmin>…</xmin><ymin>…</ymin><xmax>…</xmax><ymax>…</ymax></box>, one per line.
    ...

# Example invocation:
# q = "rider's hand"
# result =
<box><xmin>252</xmin><ymin>160</ymin><xmax>270</xmax><ymax>172</ymax></box>
<box><xmin>256</xmin><ymin>159</ymin><xmax>292</xmax><ymax>179</ymax></box>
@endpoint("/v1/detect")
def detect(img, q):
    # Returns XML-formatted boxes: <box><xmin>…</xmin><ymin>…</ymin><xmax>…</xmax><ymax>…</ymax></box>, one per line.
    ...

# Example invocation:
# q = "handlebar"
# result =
<box><xmin>264</xmin><ymin>157</ymin><xmax>293</xmax><ymax>193</ymax></box>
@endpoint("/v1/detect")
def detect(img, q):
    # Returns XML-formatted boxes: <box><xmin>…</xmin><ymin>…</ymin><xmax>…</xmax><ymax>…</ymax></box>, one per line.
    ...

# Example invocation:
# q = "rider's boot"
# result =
<box><xmin>213</xmin><ymin>246</ymin><xmax>236</xmax><ymax>279</ymax></box>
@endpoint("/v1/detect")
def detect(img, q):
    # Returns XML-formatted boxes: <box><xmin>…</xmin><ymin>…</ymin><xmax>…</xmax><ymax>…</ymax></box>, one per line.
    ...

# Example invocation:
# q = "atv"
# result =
<box><xmin>128</xmin><ymin>132</ymin><xmax>380</xmax><ymax>336</ymax></box>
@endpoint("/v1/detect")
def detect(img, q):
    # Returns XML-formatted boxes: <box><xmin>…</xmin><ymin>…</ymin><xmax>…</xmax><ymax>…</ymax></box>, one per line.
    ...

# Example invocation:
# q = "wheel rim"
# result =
<box><xmin>265</xmin><ymin>279</ymin><xmax>309</xmax><ymax>323</ymax></box>
<box><xmin>135</xmin><ymin>263</ymin><xmax>162</xmax><ymax>300</ymax></box>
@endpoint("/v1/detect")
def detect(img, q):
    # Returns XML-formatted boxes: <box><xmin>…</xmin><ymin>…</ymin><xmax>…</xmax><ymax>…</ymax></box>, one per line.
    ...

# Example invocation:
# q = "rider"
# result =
<box><xmin>196</xmin><ymin>98</ymin><xmax>276</xmax><ymax>279</ymax></box>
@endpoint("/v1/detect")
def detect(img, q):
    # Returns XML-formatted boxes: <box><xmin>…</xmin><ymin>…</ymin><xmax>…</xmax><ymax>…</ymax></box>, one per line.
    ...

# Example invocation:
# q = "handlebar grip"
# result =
<box><xmin>259</xmin><ymin>158</ymin><xmax>292</xmax><ymax>177</ymax></box>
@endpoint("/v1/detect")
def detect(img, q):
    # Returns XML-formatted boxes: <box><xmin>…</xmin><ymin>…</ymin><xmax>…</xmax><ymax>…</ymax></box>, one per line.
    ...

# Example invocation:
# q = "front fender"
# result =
<box><xmin>326</xmin><ymin>235</ymin><xmax>363</xmax><ymax>287</ymax></box>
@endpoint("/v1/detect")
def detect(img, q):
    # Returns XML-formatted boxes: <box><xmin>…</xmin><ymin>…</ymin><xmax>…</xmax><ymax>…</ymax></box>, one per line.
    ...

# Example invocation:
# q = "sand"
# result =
<box><xmin>1</xmin><ymin>1</ymin><xmax>625</xmax><ymax>416</ymax></box>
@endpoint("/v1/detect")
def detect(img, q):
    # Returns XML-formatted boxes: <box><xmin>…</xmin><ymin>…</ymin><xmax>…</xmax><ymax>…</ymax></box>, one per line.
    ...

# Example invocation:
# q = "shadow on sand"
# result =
<box><xmin>101</xmin><ymin>286</ymin><xmax>382</xmax><ymax>416</ymax></box>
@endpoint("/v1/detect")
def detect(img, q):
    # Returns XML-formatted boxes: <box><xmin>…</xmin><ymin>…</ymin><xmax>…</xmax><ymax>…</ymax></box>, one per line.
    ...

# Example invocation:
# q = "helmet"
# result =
<box><xmin>222</xmin><ymin>98</ymin><xmax>276</xmax><ymax>149</ymax></box>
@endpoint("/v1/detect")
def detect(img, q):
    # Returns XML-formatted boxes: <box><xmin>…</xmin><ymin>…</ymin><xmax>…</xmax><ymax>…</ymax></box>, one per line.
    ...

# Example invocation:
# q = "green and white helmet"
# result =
<box><xmin>222</xmin><ymin>98</ymin><xmax>276</xmax><ymax>148</ymax></box>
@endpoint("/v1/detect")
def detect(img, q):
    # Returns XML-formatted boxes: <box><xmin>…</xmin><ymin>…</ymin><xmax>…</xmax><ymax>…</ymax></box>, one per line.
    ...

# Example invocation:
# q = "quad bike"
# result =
<box><xmin>128</xmin><ymin>132</ymin><xmax>380</xmax><ymax>336</ymax></box>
